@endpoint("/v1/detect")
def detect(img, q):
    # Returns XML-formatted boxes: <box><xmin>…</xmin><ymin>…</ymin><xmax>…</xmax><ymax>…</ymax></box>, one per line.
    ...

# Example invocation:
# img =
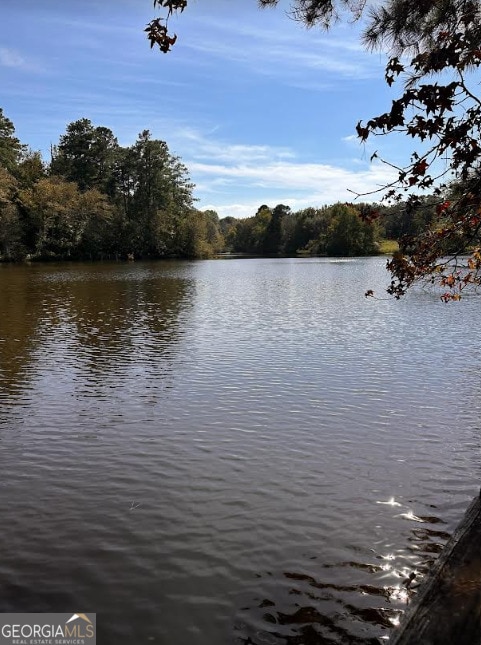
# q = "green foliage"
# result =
<box><xmin>281</xmin><ymin>207</ymin><xmax>330</xmax><ymax>255</ymax></box>
<box><xmin>227</xmin><ymin>202</ymin><xmax>384</xmax><ymax>257</ymax></box>
<box><xmin>229</xmin><ymin>205</ymin><xmax>272</xmax><ymax>255</ymax></box>
<box><xmin>112</xmin><ymin>129</ymin><xmax>195</xmax><ymax>257</ymax></box>
<box><xmin>16</xmin><ymin>150</ymin><xmax>45</xmax><ymax>189</ymax></box>
<box><xmin>202</xmin><ymin>210</ymin><xmax>225</xmax><ymax>255</ymax></box>
<box><xmin>0</xmin><ymin>108</ymin><xmax>228</xmax><ymax>262</ymax></box>
<box><xmin>263</xmin><ymin>204</ymin><xmax>290</xmax><ymax>255</ymax></box>
<box><xmin>378</xmin><ymin>238</ymin><xmax>399</xmax><ymax>254</ymax></box>
<box><xmin>178</xmin><ymin>209</ymin><xmax>224</xmax><ymax>258</ymax></box>
<box><xmin>0</xmin><ymin>106</ymin><xmax>450</xmax><ymax>266</ymax></box>
<box><xmin>19</xmin><ymin>177</ymin><xmax>114</xmax><ymax>259</ymax></box>
<box><xmin>326</xmin><ymin>204</ymin><xmax>377</xmax><ymax>256</ymax></box>
<box><xmin>0</xmin><ymin>168</ymin><xmax>24</xmax><ymax>260</ymax></box>
<box><xmin>0</xmin><ymin>108</ymin><xmax>25</xmax><ymax>174</ymax></box>
<box><xmin>50</xmin><ymin>119</ymin><xmax>118</xmax><ymax>193</ymax></box>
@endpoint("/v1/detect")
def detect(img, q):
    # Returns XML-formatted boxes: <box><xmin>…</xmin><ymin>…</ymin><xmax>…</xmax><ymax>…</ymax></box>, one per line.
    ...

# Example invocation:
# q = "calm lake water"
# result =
<box><xmin>0</xmin><ymin>257</ymin><xmax>480</xmax><ymax>644</ymax></box>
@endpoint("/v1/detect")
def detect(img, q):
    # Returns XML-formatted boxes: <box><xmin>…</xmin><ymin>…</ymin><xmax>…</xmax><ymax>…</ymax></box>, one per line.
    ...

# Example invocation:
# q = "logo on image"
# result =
<box><xmin>0</xmin><ymin>612</ymin><xmax>96</xmax><ymax>645</ymax></box>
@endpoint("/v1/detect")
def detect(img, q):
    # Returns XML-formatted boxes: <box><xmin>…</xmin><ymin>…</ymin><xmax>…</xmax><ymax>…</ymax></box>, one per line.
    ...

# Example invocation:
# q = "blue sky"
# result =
<box><xmin>1</xmin><ymin>0</ymin><xmax>410</xmax><ymax>218</ymax></box>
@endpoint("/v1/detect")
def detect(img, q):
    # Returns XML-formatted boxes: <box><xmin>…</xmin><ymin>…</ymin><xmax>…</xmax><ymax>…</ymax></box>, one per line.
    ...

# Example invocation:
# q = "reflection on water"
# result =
<box><xmin>0</xmin><ymin>263</ymin><xmax>193</xmax><ymax>413</ymax></box>
<box><xmin>0</xmin><ymin>258</ymin><xmax>480</xmax><ymax>644</ymax></box>
<box><xmin>233</xmin><ymin>507</ymin><xmax>450</xmax><ymax>644</ymax></box>
<box><xmin>0</xmin><ymin>265</ymin><xmax>44</xmax><ymax>402</ymax></box>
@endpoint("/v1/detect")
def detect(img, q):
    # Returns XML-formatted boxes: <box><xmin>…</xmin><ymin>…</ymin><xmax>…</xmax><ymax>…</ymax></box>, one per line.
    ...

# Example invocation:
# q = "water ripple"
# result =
<box><xmin>0</xmin><ymin>258</ymin><xmax>480</xmax><ymax>644</ymax></box>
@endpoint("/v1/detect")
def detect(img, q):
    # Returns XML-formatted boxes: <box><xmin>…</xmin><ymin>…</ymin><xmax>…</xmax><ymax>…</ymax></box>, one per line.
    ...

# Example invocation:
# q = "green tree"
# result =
<box><xmin>16</xmin><ymin>150</ymin><xmax>45</xmax><ymax>189</ymax></box>
<box><xmin>201</xmin><ymin>209</ymin><xmax>225</xmax><ymax>254</ymax></box>
<box><xmin>262</xmin><ymin>204</ymin><xmax>290</xmax><ymax>255</ymax></box>
<box><xmin>381</xmin><ymin>197</ymin><xmax>436</xmax><ymax>241</ymax></box>
<box><xmin>115</xmin><ymin>130</ymin><xmax>194</xmax><ymax>257</ymax></box>
<box><xmin>0</xmin><ymin>167</ymin><xmax>23</xmax><ymax>260</ymax></box>
<box><xmin>230</xmin><ymin>218</ymin><xmax>254</xmax><ymax>254</ymax></box>
<box><xmin>19</xmin><ymin>177</ymin><xmax>113</xmax><ymax>259</ymax></box>
<box><xmin>178</xmin><ymin>209</ymin><xmax>223</xmax><ymax>258</ymax></box>
<box><xmin>77</xmin><ymin>189</ymin><xmax>115</xmax><ymax>259</ymax></box>
<box><xmin>231</xmin><ymin>205</ymin><xmax>272</xmax><ymax>254</ymax></box>
<box><xmin>51</xmin><ymin>119</ymin><xmax>119</xmax><ymax>193</ymax></box>
<box><xmin>252</xmin><ymin>205</ymin><xmax>272</xmax><ymax>252</ymax></box>
<box><xmin>326</xmin><ymin>203</ymin><xmax>377</xmax><ymax>256</ymax></box>
<box><xmin>0</xmin><ymin>108</ymin><xmax>24</xmax><ymax>173</ymax></box>
<box><xmin>281</xmin><ymin>207</ymin><xmax>329</xmax><ymax>255</ymax></box>
<box><xmin>0</xmin><ymin>109</ymin><xmax>204</xmax><ymax>261</ymax></box>
<box><xmin>219</xmin><ymin>216</ymin><xmax>238</xmax><ymax>251</ymax></box>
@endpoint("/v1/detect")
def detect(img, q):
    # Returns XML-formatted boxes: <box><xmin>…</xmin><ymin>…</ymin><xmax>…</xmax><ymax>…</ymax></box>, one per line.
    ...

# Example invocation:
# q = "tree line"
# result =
<box><xmin>220</xmin><ymin>197</ymin><xmax>441</xmax><ymax>257</ymax></box>
<box><xmin>0</xmin><ymin>107</ymin><xmax>449</xmax><ymax>263</ymax></box>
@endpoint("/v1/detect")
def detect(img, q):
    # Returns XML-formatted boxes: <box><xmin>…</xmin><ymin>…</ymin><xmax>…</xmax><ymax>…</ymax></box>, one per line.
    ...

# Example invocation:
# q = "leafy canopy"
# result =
<box><xmin>0</xmin><ymin>108</ymin><xmax>228</xmax><ymax>262</ymax></box>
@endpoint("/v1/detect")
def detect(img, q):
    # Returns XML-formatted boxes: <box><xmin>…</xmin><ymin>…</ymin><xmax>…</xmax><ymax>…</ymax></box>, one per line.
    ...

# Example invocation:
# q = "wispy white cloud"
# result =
<box><xmin>177</xmin><ymin>128</ymin><xmax>397</xmax><ymax>218</ymax></box>
<box><xmin>191</xmin><ymin>13</ymin><xmax>367</xmax><ymax>55</ymax></box>
<box><xmin>191</xmin><ymin>157</ymin><xmax>395</xmax><ymax>193</ymax></box>
<box><xmin>201</xmin><ymin>201</ymin><xmax>261</xmax><ymax>219</ymax></box>
<box><xmin>0</xmin><ymin>46</ymin><xmax>46</xmax><ymax>74</ymax></box>
<box><xmin>200</xmin><ymin>169</ymin><xmax>389</xmax><ymax>219</ymax></box>
<box><xmin>177</xmin><ymin>127</ymin><xmax>296</xmax><ymax>163</ymax></box>
<box><xmin>0</xmin><ymin>47</ymin><xmax>28</xmax><ymax>69</ymax></box>
<box><xmin>183</xmin><ymin>13</ymin><xmax>383</xmax><ymax>82</ymax></box>
<box><xmin>186</xmin><ymin>37</ymin><xmax>379</xmax><ymax>81</ymax></box>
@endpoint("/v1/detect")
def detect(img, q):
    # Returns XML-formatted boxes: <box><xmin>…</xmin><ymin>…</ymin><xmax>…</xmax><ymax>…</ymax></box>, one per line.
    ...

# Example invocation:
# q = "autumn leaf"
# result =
<box><xmin>436</xmin><ymin>200</ymin><xmax>451</xmax><ymax>215</ymax></box>
<box><xmin>412</xmin><ymin>159</ymin><xmax>429</xmax><ymax>176</ymax></box>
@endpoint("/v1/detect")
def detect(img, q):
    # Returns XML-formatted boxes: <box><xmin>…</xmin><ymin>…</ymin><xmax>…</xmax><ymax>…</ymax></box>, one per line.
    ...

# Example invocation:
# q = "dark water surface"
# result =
<box><xmin>0</xmin><ymin>257</ymin><xmax>480</xmax><ymax>644</ymax></box>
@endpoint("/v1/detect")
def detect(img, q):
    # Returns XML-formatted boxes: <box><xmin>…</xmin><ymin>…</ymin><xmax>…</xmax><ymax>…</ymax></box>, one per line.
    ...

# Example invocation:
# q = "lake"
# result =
<box><xmin>0</xmin><ymin>257</ymin><xmax>479</xmax><ymax>644</ymax></box>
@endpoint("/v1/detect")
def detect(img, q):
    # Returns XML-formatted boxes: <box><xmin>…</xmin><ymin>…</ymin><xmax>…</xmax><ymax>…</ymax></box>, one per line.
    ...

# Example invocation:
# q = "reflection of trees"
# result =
<box><xmin>0</xmin><ymin>262</ymin><xmax>193</xmax><ymax>404</ymax></box>
<box><xmin>0</xmin><ymin>265</ymin><xmax>44</xmax><ymax>402</ymax></box>
<box><xmin>61</xmin><ymin>264</ymin><xmax>192</xmax><ymax>389</ymax></box>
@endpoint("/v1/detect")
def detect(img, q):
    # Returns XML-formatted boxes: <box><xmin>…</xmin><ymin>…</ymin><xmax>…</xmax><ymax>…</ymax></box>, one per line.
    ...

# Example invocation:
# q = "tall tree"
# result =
<box><xmin>114</xmin><ymin>130</ymin><xmax>195</xmax><ymax>257</ymax></box>
<box><xmin>51</xmin><ymin>119</ymin><xmax>118</xmax><ymax>193</ymax></box>
<box><xmin>0</xmin><ymin>108</ymin><xmax>24</xmax><ymax>174</ymax></box>
<box><xmin>16</xmin><ymin>150</ymin><xmax>45</xmax><ymax>189</ymax></box>
<box><xmin>326</xmin><ymin>203</ymin><xmax>377</xmax><ymax>256</ymax></box>
<box><xmin>262</xmin><ymin>203</ymin><xmax>290</xmax><ymax>255</ymax></box>
<box><xmin>0</xmin><ymin>167</ymin><xmax>23</xmax><ymax>260</ymax></box>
